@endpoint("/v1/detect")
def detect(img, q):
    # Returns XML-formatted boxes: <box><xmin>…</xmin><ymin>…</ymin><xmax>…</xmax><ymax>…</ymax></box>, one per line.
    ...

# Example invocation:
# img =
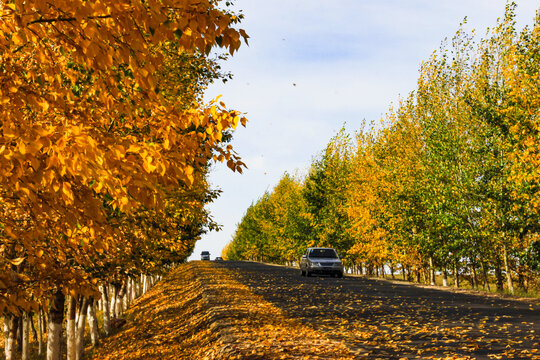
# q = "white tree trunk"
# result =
<box><xmin>75</xmin><ymin>298</ymin><xmax>89</xmax><ymax>360</ymax></box>
<box><xmin>123</xmin><ymin>280</ymin><xmax>130</xmax><ymax>310</ymax></box>
<box><xmin>66</xmin><ymin>296</ymin><xmax>77</xmax><ymax>360</ymax></box>
<box><xmin>102</xmin><ymin>287</ymin><xmax>111</xmax><ymax>336</ymax></box>
<box><xmin>115</xmin><ymin>282</ymin><xmax>125</xmax><ymax>317</ymax></box>
<box><xmin>429</xmin><ymin>257</ymin><xmax>436</xmax><ymax>286</ymax></box>
<box><xmin>4</xmin><ymin>315</ymin><xmax>16</xmax><ymax>360</ymax></box>
<box><xmin>131</xmin><ymin>277</ymin><xmax>137</xmax><ymax>303</ymax></box>
<box><xmin>38</xmin><ymin>308</ymin><xmax>44</xmax><ymax>355</ymax></box>
<box><xmin>453</xmin><ymin>262</ymin><xmax>459</xmax><ymax>288</ymax></box>
<box><xmin>110</xmin><ymin>284</ymin><xmax>118</xmax><ymax>319</ymax></box>
<box><xmin>21</xmin><ymin>313</ymin><xmax>30</xmax><ymax>360</ymax></box>
<box><xmin>142</xmin><ymin>275</ymin><xmax>148</xmax><ymax>294</ymax></box>
<box><xmin>503</xmin><ymin>243</ymin><xmax>514</xmax><ymax>294</ymax></box>
<box><xmin>88</xmin><ymin>300</ymin><xmax>100</xmax><ymax>346</ymax></box>
<box><xmin>3</xmin><ymin>316</ymin><xmax>8</xmax><ymax>358</ymax></box>
<box><xmin>47</xmin><ymin>291</ymin><xmax>65</xmax><ymax>360</ymax></box>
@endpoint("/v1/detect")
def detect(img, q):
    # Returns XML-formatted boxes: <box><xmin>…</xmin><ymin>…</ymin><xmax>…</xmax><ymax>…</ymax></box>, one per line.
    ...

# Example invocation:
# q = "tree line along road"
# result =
<box><xmin>215</xmin><ymin>261</ymin><xmax>539</xmax><ymax>359</ymax></box>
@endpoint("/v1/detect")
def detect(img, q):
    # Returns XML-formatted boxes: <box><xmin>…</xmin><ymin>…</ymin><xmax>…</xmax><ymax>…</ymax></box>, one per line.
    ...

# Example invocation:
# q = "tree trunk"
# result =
<box><xmin>17</xmin><ymin>316</ymin><xmax>22</xmax><ymax>352</ymax></box>
<box><xmin>502</xmin><ymin>243</ymin><xmax>514</xmax><ymax>294</ymax></box>
<box><xmin>102</xmin><ymin>287</ymin><xmax>111</xmax><ymax>336</ymax></box>
<box><xmin>142</xmin><ymin>275</ymin><xmax>148</xmax><ymax>294</ymax></box>
<box><xmin>111</xmin><ymin>284</ymin><xmax>119</xmax><ymax>319</ymax></box>
<box><xmin>137</xmin><ymin>275</ymin><xmax>142</xmax><ymax>297</ymax></box>
<box><xmin>131</xmin><ymin>277</ymin><xmax>137</xmax><ymax>303</ymax></box>
<box><xmin>127</xmin><ymin>279</ymin><xmax>132</xmax><ymax>306</ymax></box>
<box><xmin>495</xmin><ymin>257</ymin><xmax>504</xmax><ymax>292</ymax></box>
<box><xmin>67</xmin><ymin>296</ymin><xmax>77</xmax><ymax>360</ymax></box>
<box><xmin>453</xmin><ymin>261</ymin><xmax>459</xmax><ymax>288</ymax></box>
<box><xmin>88</xmin><ymin>300</ymin><xmax>100</xmax><ymax>346</ymax></box>
<box><xmin>47</xmin><ymin>291</ymin><xmax>65</xmax><ymax>360</ymax></box>
<box><xmin>38</xmin><ymin>308</ymin><xmax>44</xmax><ymax>355</ymax></box>
<box><xmin>470</xmin><ymin>259</ymin><xmax>478</xmax><ymax>290</ymax></box>
<box><xmin>116</xmin><ymin>282</ymin><xmax>125</xmax><ymax>317</ymax></box>
<box><xmin>21</xmin><ymin>313</ymin><xmax>30</xmax><ymax>360</ymax></box>
<box><xmin>4</xmin><ymin>314</ymin><xmax>17</xmax><ymax>360</ymax></box>
<box><xmin>76</xmin><ymin>297</ymin><xmax>89</xmax><ymax>360</ymax></box>
<box><xmin>123</xmin><ymin>279</ymin><xmax>130</xmax><ymax>310</ymax></box>
<box><xmin>429</xmin><ymin>257</ymin><xmax>436</xmax><ymax>286</ymax></box>
<box><xmin>30</xmin><ymin>313</ymin><xmax>38</xmax><ymax>342</ymax></box>
<box><xmin>442</xmin><ymin>268</ymin><xmax>448</xmax><ymax>287</ymax></box>
<box><xmin>4</xmin><ymin>316</ymin><xmax>8</xmax><ymax>358</ymax></box>
<box><xmin>480</xmin><ymin>260</ymin><xmax>490</xmax><ymax>291</ymax></box>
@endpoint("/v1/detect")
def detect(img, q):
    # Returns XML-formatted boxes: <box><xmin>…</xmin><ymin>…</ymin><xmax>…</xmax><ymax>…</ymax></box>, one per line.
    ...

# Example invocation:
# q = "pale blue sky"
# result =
<box><xmin>189</xmin><ymin>0</ymin><xmax>540</xmax><ymax>260</ymax></box>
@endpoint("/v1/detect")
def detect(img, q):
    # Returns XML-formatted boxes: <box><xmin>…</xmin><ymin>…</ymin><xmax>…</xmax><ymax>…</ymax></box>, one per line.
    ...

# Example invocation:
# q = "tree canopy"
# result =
<box><xmin>0</xmin><ymin>0</ymin><xmax>248</xmax><ymax>316</ymax></box>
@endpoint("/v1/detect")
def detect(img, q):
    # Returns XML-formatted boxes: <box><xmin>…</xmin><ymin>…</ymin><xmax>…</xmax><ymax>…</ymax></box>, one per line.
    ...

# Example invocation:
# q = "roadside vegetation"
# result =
<box><xmin>226</xmin><ymin>4</ymin><xmax>540</xmax><ymax>297</ymax></box>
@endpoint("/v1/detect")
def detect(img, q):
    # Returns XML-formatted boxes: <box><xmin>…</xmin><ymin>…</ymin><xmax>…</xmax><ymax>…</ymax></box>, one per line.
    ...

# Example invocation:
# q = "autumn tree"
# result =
<box><xmin>268</xmin><ymin>173</ymin><xmax>311</xmax><ymax>264</ymax></box>
<box><xmin>0</xmin><ymin>0</ymin><xmax>248</xmax><ymax>358</ymax></box>
<box><xmin>303</xmin><ymin>129</ymin><xmax>355</xmax><ymax>255</ymax></box>
<box><xmin>346</xmin><ymin>124</ymin><xmax>390</xmax><ymax>274</ymax></box>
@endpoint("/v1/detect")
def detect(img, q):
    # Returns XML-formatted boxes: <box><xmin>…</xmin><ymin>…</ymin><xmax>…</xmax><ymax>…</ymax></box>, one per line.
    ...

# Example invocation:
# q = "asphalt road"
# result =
<box><xmin>215</xmin><ymin>261</ymin><xmax>540</xmax><ymax>360</ymax></box>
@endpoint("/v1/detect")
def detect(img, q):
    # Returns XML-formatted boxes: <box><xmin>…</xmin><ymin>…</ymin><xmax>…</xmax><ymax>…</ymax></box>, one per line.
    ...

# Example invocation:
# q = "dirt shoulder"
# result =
<box><xmin>89</xmin><ymin>261</ymin><xmax>354</xmax><ymax>360</ymax></box>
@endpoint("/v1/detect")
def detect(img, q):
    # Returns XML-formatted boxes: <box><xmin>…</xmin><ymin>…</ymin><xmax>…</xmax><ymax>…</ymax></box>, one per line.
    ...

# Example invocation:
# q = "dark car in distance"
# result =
<box><xmin>201</xmin><ymin>251</ymin><xmax>210</xmax><ymax>260</ymax></box>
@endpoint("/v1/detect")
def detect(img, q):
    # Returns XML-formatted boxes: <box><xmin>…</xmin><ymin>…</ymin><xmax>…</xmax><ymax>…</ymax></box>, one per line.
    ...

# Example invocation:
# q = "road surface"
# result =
<box><xmin>216</xmin><ymin>261</ymin><xmax>539</xmax><ymax>359</ymax></box>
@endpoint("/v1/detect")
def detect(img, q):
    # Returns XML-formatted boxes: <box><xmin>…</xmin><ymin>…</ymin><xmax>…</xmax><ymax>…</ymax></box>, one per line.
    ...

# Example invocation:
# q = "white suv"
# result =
<box><xmin>300</xmin><ymin>247</ymin><xmax>343</xmax><ymax>278</ymax></box>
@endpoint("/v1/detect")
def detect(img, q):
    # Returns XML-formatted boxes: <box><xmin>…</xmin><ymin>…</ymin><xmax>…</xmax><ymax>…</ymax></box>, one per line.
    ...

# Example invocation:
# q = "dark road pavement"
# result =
<box><xmin>216</xmin><ymin>261</ymin><xmax>540</xmax><ymax>359</ymax></box>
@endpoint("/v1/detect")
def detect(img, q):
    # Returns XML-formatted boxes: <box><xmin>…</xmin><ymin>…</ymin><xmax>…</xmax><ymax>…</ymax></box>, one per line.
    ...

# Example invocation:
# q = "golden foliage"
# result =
<box><xmin>0</xmin><ymin>0</ymin><xmax>247</xmax><ymax>314</ymax></box>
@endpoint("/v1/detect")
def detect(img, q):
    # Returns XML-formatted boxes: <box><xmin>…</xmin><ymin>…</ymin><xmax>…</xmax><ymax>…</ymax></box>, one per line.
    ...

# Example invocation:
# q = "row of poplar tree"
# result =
<box><xmin>0</xmin><ymin>0</ymin><xmax>247</xmax><ymax>359</ymax></box>
<box><xmin>225</xmin><ymin>4</ymin><xmax>540</xmax><ymax>295</ymax></box>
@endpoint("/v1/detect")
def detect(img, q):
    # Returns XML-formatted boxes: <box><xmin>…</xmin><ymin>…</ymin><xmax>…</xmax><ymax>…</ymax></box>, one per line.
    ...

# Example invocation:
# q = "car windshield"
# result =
<box><xmin>309</xmin><ymin>249</ymin><xmax>337</xmax><ymax>258</ymax></box>
<box><xmin>201</xmin><ymin>251</ymin><xmax>209</xmax><ymax>255</ymax></box>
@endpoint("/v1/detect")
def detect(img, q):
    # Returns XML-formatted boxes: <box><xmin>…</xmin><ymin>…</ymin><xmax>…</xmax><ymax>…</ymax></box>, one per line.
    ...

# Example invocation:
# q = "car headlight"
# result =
<box><xmin>310</xmin><ymin>262</ymin><xmax>320</xmax><ymax>267</ymax></box>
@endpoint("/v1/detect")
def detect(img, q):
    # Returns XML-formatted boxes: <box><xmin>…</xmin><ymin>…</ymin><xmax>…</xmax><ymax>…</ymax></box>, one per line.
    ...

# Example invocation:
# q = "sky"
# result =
<box><xmin>188</xmin><ymin>0</ymin><xmax>540</xmax><ymax>261</ymax></box>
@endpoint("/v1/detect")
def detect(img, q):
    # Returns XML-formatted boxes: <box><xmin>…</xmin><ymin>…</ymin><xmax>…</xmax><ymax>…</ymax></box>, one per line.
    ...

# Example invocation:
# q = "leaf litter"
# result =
<box><xmin>89</xmin><ymin>261</ymin><xmax>354</xmax><ymax>359</ymax></box>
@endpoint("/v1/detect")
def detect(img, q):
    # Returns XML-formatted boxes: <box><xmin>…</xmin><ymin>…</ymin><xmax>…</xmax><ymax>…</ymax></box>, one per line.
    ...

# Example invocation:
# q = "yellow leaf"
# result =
<box><xmin>9</xmin><ymin>257</ymin><xmax>25</xmax><ymax>266</ymax></box>
<box><xmin>62</xmin><ymin>182</ymin><xmax>74</xmax><ymax>204</ymax></box>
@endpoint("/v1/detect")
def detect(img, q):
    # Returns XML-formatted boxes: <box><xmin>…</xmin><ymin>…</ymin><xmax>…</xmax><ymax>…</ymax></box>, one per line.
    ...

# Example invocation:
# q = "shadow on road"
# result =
<box><xmin>217</xmin><ymin>261</ymin><xmax>539</xmax><ymax>359</ymax></box>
